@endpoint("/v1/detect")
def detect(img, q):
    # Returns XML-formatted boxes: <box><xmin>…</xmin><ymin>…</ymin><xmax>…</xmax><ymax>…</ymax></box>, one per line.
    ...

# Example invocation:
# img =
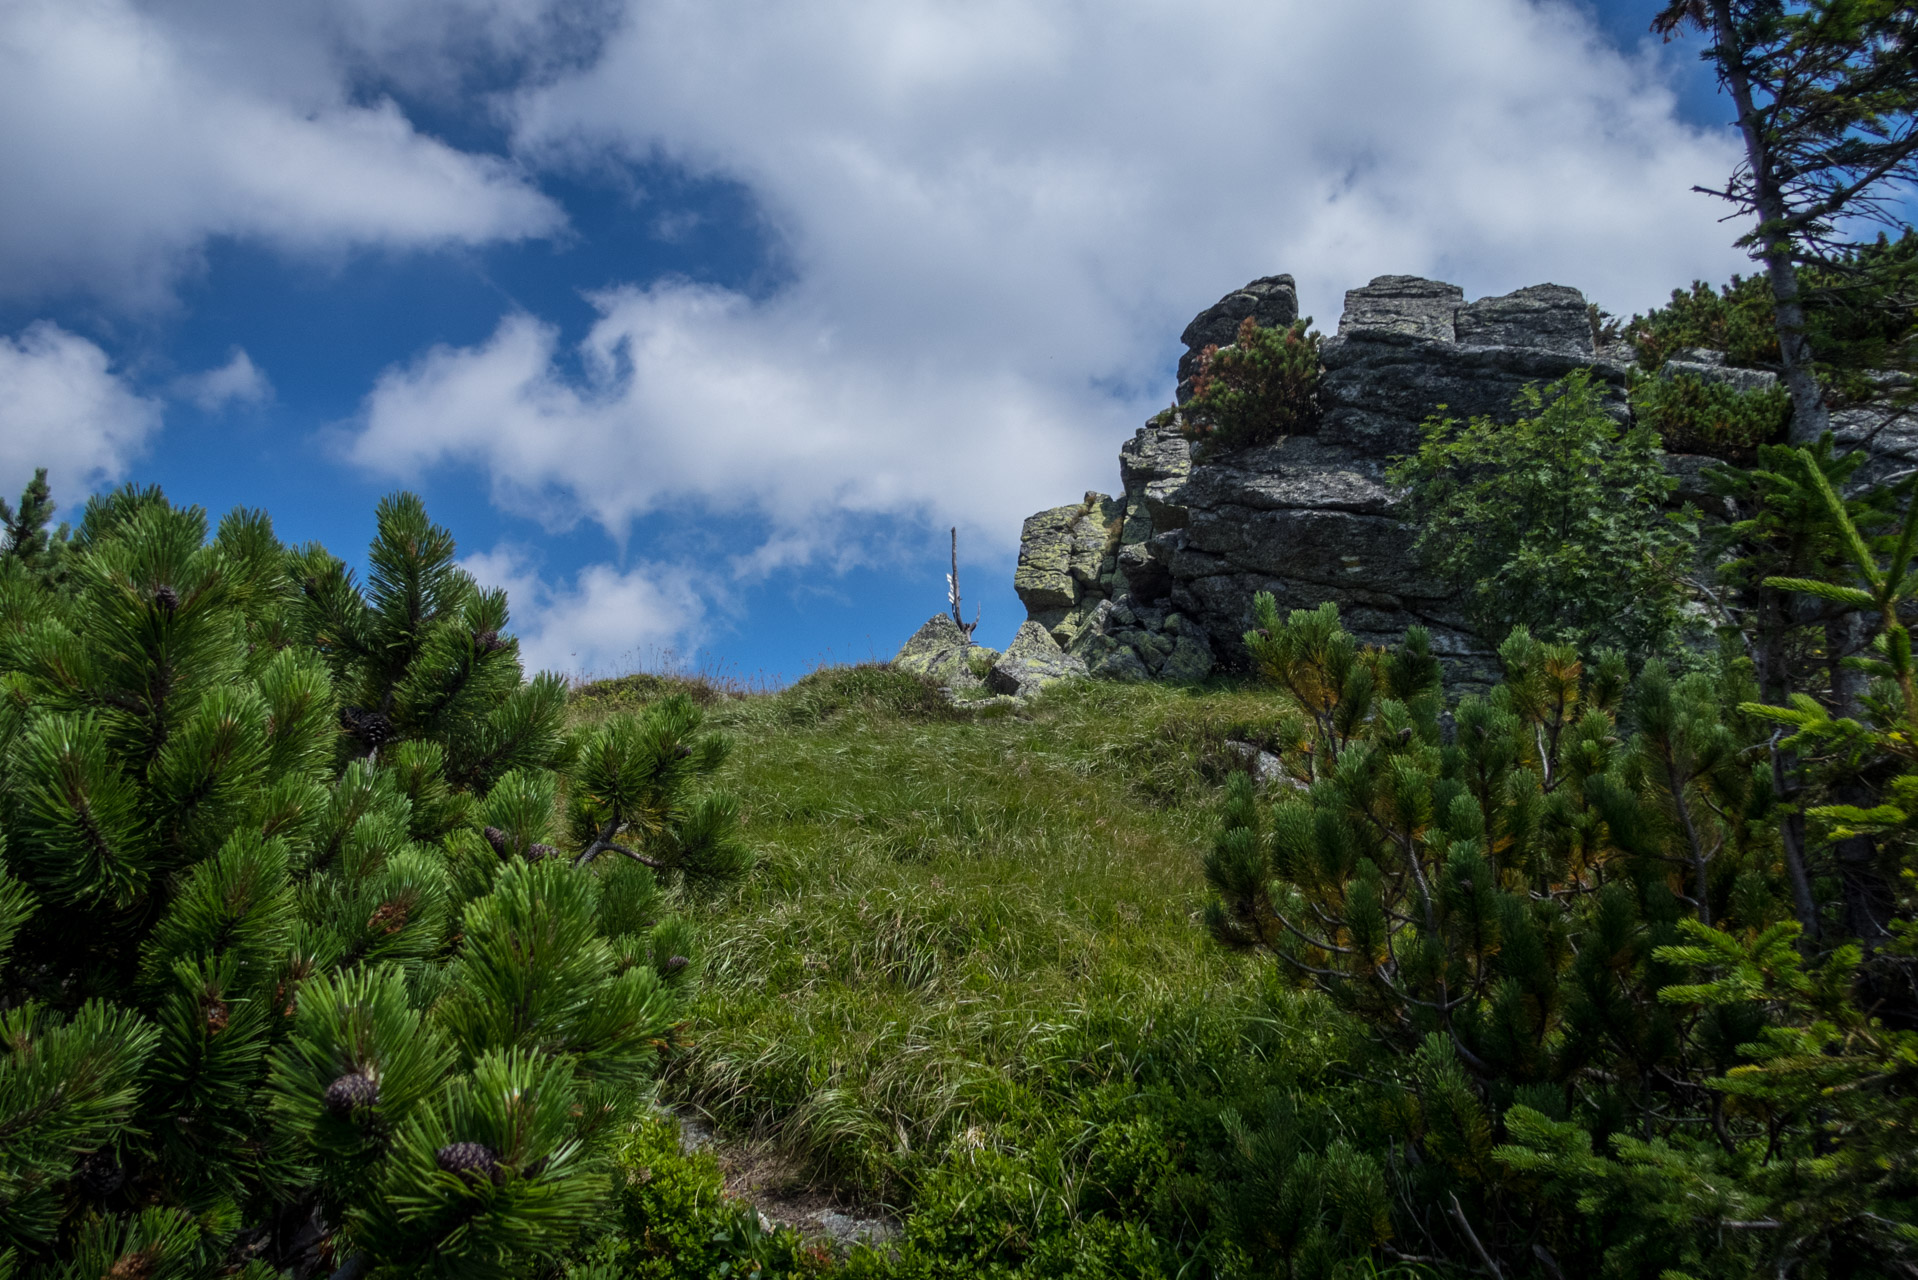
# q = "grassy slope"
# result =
<box><xmin>573</xmin><ymin>668</ymin><xmax>1354</xmax><ymax>1260</ymax></box>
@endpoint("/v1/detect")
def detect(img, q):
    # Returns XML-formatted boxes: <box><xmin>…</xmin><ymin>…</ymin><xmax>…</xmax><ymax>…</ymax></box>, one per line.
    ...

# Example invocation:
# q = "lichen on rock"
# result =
<box><xmin>987</xmin><ymin>620</ymin><xmax>1089</xmax><ymax>698</ymax></box>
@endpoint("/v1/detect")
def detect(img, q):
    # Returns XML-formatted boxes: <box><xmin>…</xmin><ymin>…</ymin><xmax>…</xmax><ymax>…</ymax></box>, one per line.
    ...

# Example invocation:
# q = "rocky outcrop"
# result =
<box><xmin>1009</xmin><ymin>427</ymin><xmax>1216</xmax><ymax>684</ymax></box>
<box><xmin>988</xmin><ymin>266</ymin><xmax>1916</xmax><ymax>695</ymax></box>
<box><xmin>1011</xmin><ymin>272</ymin><xmax>1644</xmax><ymax>687</ymax></box>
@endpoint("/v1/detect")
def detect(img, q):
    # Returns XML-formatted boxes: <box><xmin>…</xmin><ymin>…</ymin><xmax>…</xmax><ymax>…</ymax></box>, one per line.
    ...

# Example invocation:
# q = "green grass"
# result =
<box><xmin>575</xmin><ymin>667</ymin><xmax>1349</xmax><ymax>1215</ymax></box>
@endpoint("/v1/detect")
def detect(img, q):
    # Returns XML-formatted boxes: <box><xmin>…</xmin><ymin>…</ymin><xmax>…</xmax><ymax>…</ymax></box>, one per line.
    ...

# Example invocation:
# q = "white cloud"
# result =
<box><xmin>0</xmin><ymin>322</ymin><xmax>163</xmax><ymax>496</ymax></box>
<box><xmin>462</xmin><ymin>545</ymin><xmax>708</xmax><ymax>679</ymax></box>
<box><xmin>353</xmin><ymin>285</ymin><xmax>1102</xmax><ymax>556</ymax></box>
<box><xmin>0</xmin><ymin>0</ymin><xmax>564</xmax><ymax>309</ymax></box>
<box><xmin>350</xmin><ymin>0</ymin><xmax>1753</xmax><ymax>564</ymax></box>
<box><xmin>173</xmin><ymin>350</ymin><xmax>272</xmax><ymax>413</ymax></box>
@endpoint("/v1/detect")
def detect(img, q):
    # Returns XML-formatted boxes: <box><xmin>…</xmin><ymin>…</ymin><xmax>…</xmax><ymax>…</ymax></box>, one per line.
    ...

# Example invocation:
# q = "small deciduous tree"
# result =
<box><xmin>1388</xmin><ymin>368</ymin><xmax>1696</xmax><ymax>658</ymax></box>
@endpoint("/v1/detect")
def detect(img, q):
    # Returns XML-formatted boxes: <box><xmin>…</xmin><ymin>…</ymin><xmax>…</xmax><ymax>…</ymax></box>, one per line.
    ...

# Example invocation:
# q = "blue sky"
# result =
<box><xmin>0</xmin><ymin>0</ymin><xmax>1755</xmax><ymax>684</ymax></box>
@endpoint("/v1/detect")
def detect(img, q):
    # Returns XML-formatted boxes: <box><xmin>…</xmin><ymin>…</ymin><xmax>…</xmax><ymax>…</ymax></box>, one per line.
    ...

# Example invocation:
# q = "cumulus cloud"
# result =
<box><xmin>350</xmin><ymin>0</ymin><xmax>1753</xmax><ymax>564</ymax></box>
<box><xmin>173</xmin><ymin>350</ymin><xmax>272</xmax><ymax>413</ymax></box>
<box><xmin>353</xmin><ymin>285</ymin><xmax>1101</xmax><ymax>554</ymax></box>
<box><xmin>0</xmin><ymin>0</ymin><xmax>564</xmax><ymax>308</ymax></box>
<box><xmin>462</xmin><ymin>545</ymin><xmax>708</xmax><ymax>678</ymax></box>
<box><xmin>0</xmin><ymin>322</ymin><xmax>163</xmax><ymax>496</ymax></box>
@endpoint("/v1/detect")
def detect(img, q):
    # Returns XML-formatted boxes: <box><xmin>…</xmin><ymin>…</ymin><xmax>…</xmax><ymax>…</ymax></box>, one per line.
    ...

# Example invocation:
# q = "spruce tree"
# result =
<box><xmin>0</xmin><ymin>487</ymin><xmax>748</xmax><ymax>1278</ymax></box>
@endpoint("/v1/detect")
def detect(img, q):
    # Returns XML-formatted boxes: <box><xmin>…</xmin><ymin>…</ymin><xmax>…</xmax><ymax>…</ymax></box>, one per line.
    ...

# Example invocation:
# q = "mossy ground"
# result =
<box><xmin>573</xmin><ymin>667</ymin><xmax>1367</xmax><ymax>1278</ymax></box>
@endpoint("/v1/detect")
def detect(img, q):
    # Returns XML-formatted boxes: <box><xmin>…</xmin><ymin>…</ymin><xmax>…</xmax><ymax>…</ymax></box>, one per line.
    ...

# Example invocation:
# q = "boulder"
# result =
<box><xmin>987</xmin><ymin>620</ymin><xmax>1089</xmax><ymax>698</ymax></box>
<box><xmin>1336</xmin><ymin>275</ymin><xmax>1463</xmax><ymax>342</ymax></box>
<box><xmin>1013</xmin><ymin>493</ymin><xmax>1121</xmax><ymax>620</ymax></box>
<box><xmin>1658</xmin><ymin>357</ymin><xmax>1780</xmax><ymax>396</ymax></box>
<box><xmin>893</xmin><ymin>614</ymin><xmax>983</xmax><ymax>692</ymax></box>
<box><xmin>1455</xmin><ymin>283</ymin><xmax>1593</xmax><ymax>355</ymax></box>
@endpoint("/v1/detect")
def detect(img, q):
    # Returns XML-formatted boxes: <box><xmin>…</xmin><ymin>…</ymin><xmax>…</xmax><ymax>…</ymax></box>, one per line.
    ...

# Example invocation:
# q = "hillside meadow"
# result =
<box><xmin>571</xmin><ymin>666</ymin><xmax>1376</xmax><ymax>1279</ymax></box>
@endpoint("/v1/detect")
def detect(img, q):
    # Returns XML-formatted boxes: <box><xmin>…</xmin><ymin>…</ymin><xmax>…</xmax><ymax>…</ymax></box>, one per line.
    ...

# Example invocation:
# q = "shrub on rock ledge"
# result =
<box><xmin>1176</xmin><ymin>316</ymin><xmax>1322</xmax><ymax>456</ymax></box>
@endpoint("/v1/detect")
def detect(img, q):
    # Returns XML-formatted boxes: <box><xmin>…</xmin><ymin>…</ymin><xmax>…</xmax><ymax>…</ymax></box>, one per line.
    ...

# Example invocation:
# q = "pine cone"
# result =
<box><xmin>205</xmin><ymin>999</ymin><xmax>229</xmax><ymax>1033</ymax></box>
<box><xmin>483</xmin><ymin>826</ymin><xmax>512</xmax><ymax>857</ymax></box>
<box><xmin>340</xmin><ymin>706</ymin><xmax>398</xmax><ymax>748</ymax></box>
<box><xmin>366</xmin><ymin>900</ymin><xmax>410</xmax><ymax>935</ymax></box>
<box><xmin>152</xmin><ymin>585</ymin><xmax>180</xmax><ymax>613</ymax></box>
<box><xmin>527</xmin><ymin>842</ymin><xmax>559</xmax><ymax>862</ymax></box>
<box><xmin>324</xmin><ymin>1071</ymin><xmax>380</xmax><ymax>1118</ymax></box>
<box><xmin>663</xmin><ymin>955</ymin><xmax>689</xmax><ymax>974</ymax></box>
<box><xmin>75</xmin><ymin>1150</ymin><xmax>126</xmax><ymax>1199</ymax></box>
<box><xmin>105</xmin><ymin>1247</ymin><xmax>159</xmax><ymax>1280</ymax></box>
<box><xmin>473</xmin><ymin>628</ymin><xmax>505</xmax><ymax>654</ymax></box>
<box><xmin>436</xmin><ymin>1141</ymin><xmax>502</xmax><ymax>1185</ymax></box>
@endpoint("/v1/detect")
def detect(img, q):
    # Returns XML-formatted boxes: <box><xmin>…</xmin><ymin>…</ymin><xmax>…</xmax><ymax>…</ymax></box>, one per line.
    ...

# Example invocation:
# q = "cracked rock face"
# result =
<box><xmin>1176</xmin><ymin>274</ymin><xmax>1299</xmax><ymax>402</ymax></box>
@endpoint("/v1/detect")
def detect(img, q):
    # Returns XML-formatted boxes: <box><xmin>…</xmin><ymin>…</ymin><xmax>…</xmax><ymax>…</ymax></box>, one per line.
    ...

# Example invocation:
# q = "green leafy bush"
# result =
<box><xmin>579</xmin><ymin>1116</ymin><xmax>830</xmax><ymax>1280</ymax></box>
<box><xmin>1628</xmin><ymin>234</ymin><xmax>1918</xmax><ymax>404</ymax></box>
<box><xmin>1178</xmin><ymin>317</ymin><xmax>1322</xmax><ymax>456</ymax></box>
<box><xmin>1388</xmin><ymin>368</ymin><xmax>1695</xmax><ymax>656</ymax></box>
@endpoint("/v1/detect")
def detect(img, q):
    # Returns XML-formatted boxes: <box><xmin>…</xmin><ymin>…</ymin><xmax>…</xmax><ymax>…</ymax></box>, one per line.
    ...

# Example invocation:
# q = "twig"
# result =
<box><xmin>1450</xmin><ymin>1193</ymin><xmax>1503</xmax><ymax>1280</ymax></box>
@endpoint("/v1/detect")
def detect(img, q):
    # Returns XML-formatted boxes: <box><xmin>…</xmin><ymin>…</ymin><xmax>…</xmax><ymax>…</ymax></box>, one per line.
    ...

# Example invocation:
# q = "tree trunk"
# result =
<box><xmin>1708</xmin><ymin>0</ymin><xmax>1830</xmax><ymax>444</ymax></box>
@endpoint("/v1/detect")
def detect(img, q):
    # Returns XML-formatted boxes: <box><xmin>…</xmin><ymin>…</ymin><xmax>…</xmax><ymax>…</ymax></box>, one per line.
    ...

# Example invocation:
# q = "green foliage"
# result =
<box><xmin>1628</xmin><ymin>236</ymin><xmax>1918</xmax><ymax>403</ymax></box>
<box><xmin>1211</xmin><ymin>565</ymin><xmax>1918</xmax><ymax>1275</ymax></box>
<box><xmin>1628</xmin><ymin>368</ymin><xmax>1792</xmax><ymax>459</ymax></box>
<box><xmin>0</xmin><ymin>484</ymin><xmax>749</xmax><ymax>1277</ymax></box>
<box><xmin>583</xmin><ymin>1116</ymin><xmax>830</xmax><ymax>1280</ymax></box>
<box><xmin>289</xmin><ymin>492</ymin><xmax>568</xmax><ymax>798</ymax></box>
<box><xmin>1627</xmin><ymin>274</ymin><xmax>1783</xmax><ymax>371</ymax></box>
<box><xmin>1177</xmin><ymin>316</ymin><xmax>1323</xmax><ymax>456</ymax></box>
<box><xmin>1388</xmin><ymin>368</ymin><xmax>1696</xmax><ymax>656</ymax></box>
<box><xmin>0</xmin><ymin>471</ymin><xmax>67</xmax><ymax>583</ymax></box>
<box><xmin>775</xmin><ymin>665</ymin><xmax>961</xmax><ymax>726</ymax></box>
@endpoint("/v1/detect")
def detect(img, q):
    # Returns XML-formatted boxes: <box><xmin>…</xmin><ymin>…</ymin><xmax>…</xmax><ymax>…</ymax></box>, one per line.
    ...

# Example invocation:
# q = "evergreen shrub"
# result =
<box><xmin>1205</xmin><ymin>563</ymin><xmax>1918</xmax><ymax>1277</ymax></box>
<box><xmin>1177</xmin><ymin>317</ymin><xmax>1323</xmax><ymax>456</ymax></box>
<box><xmin>1629</xmin><ymin>369</ymin><xmax>1793</xmax><ymax>460</ymax></box>
<box><xmin>0</xmin><ymin>487</ymin><xmax>749</xmax><ymax>1278</ymax></box>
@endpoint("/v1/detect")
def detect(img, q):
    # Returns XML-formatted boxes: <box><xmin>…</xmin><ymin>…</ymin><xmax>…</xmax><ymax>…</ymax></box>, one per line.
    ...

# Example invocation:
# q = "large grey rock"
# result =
<box><xmin>1455</xmin><ymin>284</ymin><xmax>1592</xmax><ymax>355</ymax></box>
<box><xmin>1013</xmin><ymin>493</ymin><xmax>1119</xmax><ymax>616</ymax></box>
<box><xmin>1337</xmin><ymin>275</ymin><xmax>1464</xmax><ymax>342</ymax></box>
<box><xmin>987</xmin><ymin>621</ymin><xmax>1089</xmax><ymax>698</ymax></box>
<box><xmin>893</xmin><ymin>615</ymin><xmax>983</xmax><ymax>692</ymax></box>
<box><xmin>1659</xmin><ymin>358</ymin><xmax>1780</xmax><ymax>396</ymax></box>
<box><xmin>1007</xmin><ymin>267</ymin><xmax>1914</xmax><ymax>694</ymax></box>
<box><xmin>1176</xmin><ymin>275</ymin><xmax>1299</xmax><ymax>397</ymax></box>
<box><xmin>1833</xmin><ymin>392</ymin><xmax>1918</xmax><ymax>491</ymax></box>
<box><xmin>1118</xmin><ymin>422</ymin><xmax>1193</xmax><ymax>535</ymax></box>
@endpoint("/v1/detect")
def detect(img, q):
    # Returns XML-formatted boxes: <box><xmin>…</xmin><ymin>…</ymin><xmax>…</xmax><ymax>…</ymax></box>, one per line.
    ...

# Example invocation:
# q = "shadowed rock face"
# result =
<box><xmin>1011</xmin><ymin>272</ymin><xmax>1631</xmax><ymax>690</ymax></box>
